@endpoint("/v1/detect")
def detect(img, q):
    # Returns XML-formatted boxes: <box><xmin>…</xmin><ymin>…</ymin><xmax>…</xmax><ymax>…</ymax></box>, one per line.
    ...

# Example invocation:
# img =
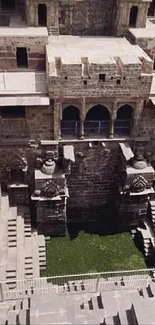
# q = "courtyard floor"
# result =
<box><xmin>42</xmin><ymin>231</ymin><xmax>145</xmax><ymax>276</ymax></box>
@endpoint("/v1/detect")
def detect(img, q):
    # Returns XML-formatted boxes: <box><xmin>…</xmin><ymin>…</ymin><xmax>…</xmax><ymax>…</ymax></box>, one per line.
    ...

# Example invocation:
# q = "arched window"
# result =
<box><xmin>85</xmin><ymin>104</ymin><xmax>110</xmax><ymax>136</ymax></box>
<box><xmin>61</xmin><ymin>105</ymin><xmax>80</xmax><ymax>137</ymax></box>
<box><xmin>62</xmin><ymin>105</ymin><xmax>80</xmax><ymax>121</ymax></box>
<box><xmin>38</xmin><ymin>4</ymin><xmax>47</xmax><ymax>26</ymax></box>
<box><xmin>129</xmin><ymin>6</ymin><xmax>138</xmax><ymax>27</ymax></box>
<box><xmin>115</xmin><ymin>104</ymin><xmax>133</xmax><ymax>137</ymax></box>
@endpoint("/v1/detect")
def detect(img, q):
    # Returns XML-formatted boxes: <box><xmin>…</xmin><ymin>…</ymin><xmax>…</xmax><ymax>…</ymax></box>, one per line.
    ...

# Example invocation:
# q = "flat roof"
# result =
<box><xmin>0</xmin><ymin>72</ymin><xmax>48</xmax><ymax>95</ymax></box>
<box><xmin>47</xmin><ymin>36</ymin><xmax>151</xmax><ymax>64</ymax></box>
<box><xmin>129</xmin><ymin>18</ymin><xmax>155</xmax><ymax>38</ymax></box>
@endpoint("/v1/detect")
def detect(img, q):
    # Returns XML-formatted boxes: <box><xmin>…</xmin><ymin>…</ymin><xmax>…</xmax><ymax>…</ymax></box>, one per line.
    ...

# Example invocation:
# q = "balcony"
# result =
<box><xmin>61</xmin><ymin>120</ymin><xmax>131</xmax><ymax>139</ymax></box>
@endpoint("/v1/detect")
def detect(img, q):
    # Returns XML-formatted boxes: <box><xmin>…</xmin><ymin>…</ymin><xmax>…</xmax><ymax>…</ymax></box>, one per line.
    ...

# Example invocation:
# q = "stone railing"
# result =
<box><xmin>61</xmin><ymin>120</ymin><xmax>131</xmax><ymax>138</ymax></box>
<box><xmin>1</xmin><ymin>268</ymin><xmax>154</xmax><ymax>301</ymax></box>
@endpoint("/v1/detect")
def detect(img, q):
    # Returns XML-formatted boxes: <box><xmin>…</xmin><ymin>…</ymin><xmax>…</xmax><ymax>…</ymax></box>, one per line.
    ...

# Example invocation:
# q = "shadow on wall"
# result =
<box><xmin>67</xmin><ymin>200</ymin><xmax>126</xmax><ymax>240</ymax></box>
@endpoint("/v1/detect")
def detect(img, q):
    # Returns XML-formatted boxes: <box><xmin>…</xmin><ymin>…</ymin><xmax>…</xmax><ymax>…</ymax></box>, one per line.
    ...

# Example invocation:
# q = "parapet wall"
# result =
<box><xmin>59</xmin><ymin>140</ymin><xmax>120</xmax><ymax>223</ymax></box>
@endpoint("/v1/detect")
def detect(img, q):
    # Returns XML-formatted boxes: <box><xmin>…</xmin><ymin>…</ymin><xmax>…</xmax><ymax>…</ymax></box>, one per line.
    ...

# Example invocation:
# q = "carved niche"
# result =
<box><xmin>41</xmin><ymin>180</ymin><xmax>60</xmax><ymax>198</ymax></box>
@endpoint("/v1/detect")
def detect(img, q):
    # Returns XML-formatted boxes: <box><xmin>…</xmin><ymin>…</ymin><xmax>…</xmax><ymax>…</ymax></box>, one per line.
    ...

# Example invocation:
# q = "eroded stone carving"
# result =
<box><xmin>41</xmin><ymin>159</ymin><xmax>56</xmax><ymax>175</ymax></box>
<box><xmin>131</xmin><ymin>154</ymin><xmax>147</xmax><ymax>170</ymax></box>
<box><xmin>124</xmin><ymin>175</ymin><xmax>148</xmax><ymax>193</ymax></box>
<box><xmin>41</xmin><ymin>180</ymin><xmax>60</xmax><ymax>197</ymax></box>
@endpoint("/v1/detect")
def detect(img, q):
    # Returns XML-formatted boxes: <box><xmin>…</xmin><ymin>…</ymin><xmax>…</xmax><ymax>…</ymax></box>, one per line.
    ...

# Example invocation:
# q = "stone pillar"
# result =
<box><xmin>80</xmin><ymin>99</ymin><xmax>86</xmax><ymax>139</ymax></box>
<box><xmin>110</xmin><ymin>103</ymin><xmax>117</xmax><ymax>138</ymax></box>
<box><xmin>109</xmin><ymin>119</ymin><xmax>115</xmax><ymax>139</ymax></box>
<box><xmin>80</xmin><ymin>120</ymin><xmax>84</xmax><ymax>140</ymax></box>
<box><xmin>131</xmin><ymin>101</ymin><xmax>144</xmax><ymax>137</ymax></box>
<box><xmin>54</xmin><ymin>101</ymin><xmax>62</xmax><ymax>140</ymax></box>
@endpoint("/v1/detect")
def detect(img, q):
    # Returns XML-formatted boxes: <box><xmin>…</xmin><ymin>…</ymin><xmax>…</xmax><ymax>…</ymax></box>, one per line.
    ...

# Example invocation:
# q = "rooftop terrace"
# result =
<box><xmin>47</xmin><ymin>35</ymin><xmax>152</xmax><ymax>65</ymax></box>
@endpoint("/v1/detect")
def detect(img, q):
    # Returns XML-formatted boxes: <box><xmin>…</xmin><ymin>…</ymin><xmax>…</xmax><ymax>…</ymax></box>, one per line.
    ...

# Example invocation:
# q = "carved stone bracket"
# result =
<box><xmin>124</xmin><ymin>175</ymin><xmax>148</xmax><ymax>193</ymax></box>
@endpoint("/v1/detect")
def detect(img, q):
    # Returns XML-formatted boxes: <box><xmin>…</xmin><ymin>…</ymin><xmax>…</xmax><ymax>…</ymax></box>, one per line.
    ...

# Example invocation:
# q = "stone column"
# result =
<box><xmin>80</xmin><ymin>99</ymin><xmax>86</xmax><ymax>139</ymax></box>
<box><xmin>131</xmin><ymin>101</ymin><xmax>144</xmax><ymax>137</ymax></box>
<box><xmin>80</xmin><ymin>120</ymin><xmax>84</xmax><ymax>140</ymax></box>
<box><xmin>54</xmin><ymin>101</ymin><xmax>62</xmax><ymax>141</ymax></box>
<box><xmin>109</xmin><ymin>103</ymin><xmax>117</xmax><ymax>138</ymax></box>
<box><xmin>109</xmin><ymin>119</ymin><xmax>115</xmax><ymax>139</ymax></box>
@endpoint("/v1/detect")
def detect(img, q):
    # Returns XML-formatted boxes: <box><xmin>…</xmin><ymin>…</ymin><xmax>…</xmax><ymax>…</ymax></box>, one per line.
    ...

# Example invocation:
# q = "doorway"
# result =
<box><xmin>129</xmin><ymin>6</ymin><xmax>138</xmax><ymax>27</ymax></box>
<box><xmin>38</xmin><ymin>4</ymin><xmax>47</xmax><ymax>26</ymax></box>
<box><xmin>16</xmin><ymin>48</ymin><xmax>28</xmax><ymax>68</ymax></box>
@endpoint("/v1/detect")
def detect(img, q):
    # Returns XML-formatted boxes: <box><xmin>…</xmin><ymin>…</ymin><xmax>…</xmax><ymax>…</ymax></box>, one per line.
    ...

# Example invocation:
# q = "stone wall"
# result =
<box><xmin>48</xmin><ymin>60</ymin><xmax>152</xmax><ymax>99</ymax></box>
<box><xmin>59</xmin><ymin>0</ymin><xmax>115</xmax><ymax>36</ymax></box>
<box><xmin>0</xmin><ymin>34</ymin><xmax>47</xmax><ymax>71</ymax></box>
<box><xmin>26</xmin><ymin>105</ymin><xmax>54</xmax><ymax>140</ymax></box>
<box><xmin>0</xmin><ymin>105</ymin><xmax>53</xmax><ymax>140</ymax></box>
<box><xmin>59</xmin><ymin>140</ymin><xmax>120</xmax><ymax>222</ymax></box>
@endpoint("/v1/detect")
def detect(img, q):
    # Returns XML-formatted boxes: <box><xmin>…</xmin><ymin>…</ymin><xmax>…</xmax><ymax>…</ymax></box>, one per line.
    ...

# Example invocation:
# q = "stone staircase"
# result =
<box><xmin>131</xmin><ymin>220</ymin><xmax>155</xmax><ymax>257</ymax></box>
<box><xmin>1</xmin><ymin>278</ymin><xmax>155</xmax><ymax>324</ymax></box>
<box><xmin>0</xmin><ymin>297</ymin><xmax>30</xmax><ymax>325</ymax></box>
<box><xmin>0</xmin><ymin>192</ymin><xmax>46</xmax><ymax>286</ymax></box>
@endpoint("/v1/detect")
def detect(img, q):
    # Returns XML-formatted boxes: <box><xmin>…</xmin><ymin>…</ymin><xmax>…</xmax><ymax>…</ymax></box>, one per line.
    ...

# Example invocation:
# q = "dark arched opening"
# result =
<box><xmin>61</xmin><ymin>105</ymin><xmax>80</xmax><ymax>137</ymax></box>
<box><xmin>38</xmin><ymin>4</ymin><xmax>47</xmax><ymax>26</ymax></box>
<box><xmin>129</xmin><ymin>6</ymin><xmax>138</xmax><ymax>27</ymax></box>
<box><xmin>115</xmin><ymin>104</ymin><xmax>133</xmax><ymax>137</ymax></box>
<box><xmin>148</xmin><ymin>0</ymin><xmax>155</xmax><ymax>16</ymax></box>
<box><xmin>84</xmin><ymin>105</ymin><xmax>110</xmax><ymax>136</ymax></box>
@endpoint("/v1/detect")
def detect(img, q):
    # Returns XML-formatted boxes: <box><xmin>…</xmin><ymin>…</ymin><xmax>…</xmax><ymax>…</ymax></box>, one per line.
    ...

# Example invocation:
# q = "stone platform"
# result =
<box><xmin>1</xmin><ymin>280</ymin><xmax>155</xmax><ymax>324</ymax></box>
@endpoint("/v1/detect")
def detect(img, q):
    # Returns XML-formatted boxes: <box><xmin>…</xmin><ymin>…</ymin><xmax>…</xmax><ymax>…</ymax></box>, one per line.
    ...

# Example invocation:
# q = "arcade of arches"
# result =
<box><xmin>61</xmin><ymin>104</ymin><xmax>133</xmax><ymax>139</ymax></box>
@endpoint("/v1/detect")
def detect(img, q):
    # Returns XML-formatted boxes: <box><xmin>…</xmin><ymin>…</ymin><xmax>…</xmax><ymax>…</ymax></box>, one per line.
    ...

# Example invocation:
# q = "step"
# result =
<box><xmin>25</xmin><ymin>261</ymin><xmax>33</xmax><ymax>266</ymax></box>
<box><xmin>39</xmin><ymin>261</ymin><xmax>46</xmax><ymax>266</ymax></box>
<box><xmin>8</xmin><ymin>225</ymin><xmax>16</xmax><ymax>230</ymax></box>
<box><xmin>8</xmin><ymin>243</ymin><xmax>17</xmax><ymax>248</ymax></box>
<box><xmin>118</xmin><ymin>310</ymin><xmax>129</xmax><ymax>325</ymax></box>
<box><xmin>25</xmin><ymin>271</ymin><xmax>33</xmax><ymax>276</ymax></box>
<box><xmin>25</xmin><ymin>266</ymin><xmax>33</xmax><ymax>270</ymax></box>
<box><xmin>104</xmin><ymin>315</ymin><xmax>115</xmax><ymax>325</ymax></box>
<box><xmin>8</xmin><ymin>234</ymin><xmax>17</xmax><ymax>238</ymax></box>
<box><xmin>8</xmin><ymin>224</ymin><xmax>16</xmax><ymax>228</ymax></box>
<box><xmin>18</xmin><ymin>310</ymin><xmax>27</xmax><ymax>325</ymax></box>
<box><xmin>8</xmin><ymin>219</ymin><xmax>16</xmax><ymax>223</ymax></box>
<box><xmin>8</xmin><ymin>311</ymin><xmax>17</xmax><ymax>325</ymax></box>
<box><xmin>6</xmin><ymin>274</ymin><xmax>16</xmax><ymax>279</ymax></box>
<box><xmin>39</xmin><ymin>258</ymin><xmax>46</xmax><ymax>262</ymax></box>
<box><xmin>15</xmin><ymin>300</ymin><xmax>22</xmax><ymax>310</ymax></box>
<box><xmin>22</xmin><ymin>298</ymin><xmax>29</xmax><ymax>310</ymax></box>
<box><xmin>8</xmin><ymin>238</ymin><xmax>17</xmax><ymax>242</ymax></box>
<box><xmin>6</xmin><ymin>280</ymin><xmax>16</xmax><ymax>285</ymax></box>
